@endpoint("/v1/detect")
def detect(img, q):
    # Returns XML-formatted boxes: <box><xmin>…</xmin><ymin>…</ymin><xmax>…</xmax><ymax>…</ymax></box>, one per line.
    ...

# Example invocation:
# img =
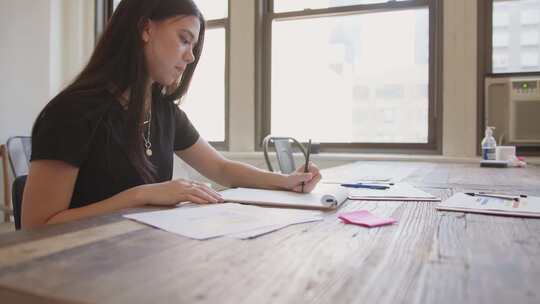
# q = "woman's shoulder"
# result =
<box><xmin>155</xmin><ymin>97</ymin><xmax>185</xmax><ymax>120</ymax></box>
<box><xmin>159</xmin><ymin>98</ymin><xmax>189</xmax><ymax>115</ymax></box>
<box><xmin>38</xmin><ymin>88</ymin><xmax>116</xmax><ymax>123</ymax></box>
<box><xmin>30</xmin><ymin>88</ymin><xmax>117</xmax><ymax>166</ymax></box>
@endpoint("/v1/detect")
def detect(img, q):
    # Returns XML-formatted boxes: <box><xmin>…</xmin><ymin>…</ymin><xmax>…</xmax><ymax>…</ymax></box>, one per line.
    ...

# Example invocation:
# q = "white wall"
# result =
<box><xmin>0</xmin><ymin>0</ymin><xmax>94</xmax><ymax>143</ymax></box>
<box><xmin>0</xmin><ymin>1</ymin><xmax>51</xmax><ymax>144</ymax></box>
<box><xmin>0</xmin><ymin>0</ymin><xmax>94</xmax><ymax>222</ymax></box>
<box><xmin>0</xmin><ymin>0</ymin><xmax>51</xmax><ymax>222</ymax></box>
<box><xmin>0</xmin><ymin>1</ymin><xmax>52</xmax><ymax>222</ymax></box>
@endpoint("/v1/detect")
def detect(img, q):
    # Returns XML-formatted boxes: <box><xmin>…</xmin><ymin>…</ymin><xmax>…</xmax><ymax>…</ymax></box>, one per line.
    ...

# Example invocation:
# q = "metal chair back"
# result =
<box><xmin>262</xmin><ymin>136</ymin><xmax>307</xmax><ymax>174</ymax></box>
<box><xmin>6</xmin><ymin>136</ymin><xmax>32</xmax><ymax>178</ymax></box>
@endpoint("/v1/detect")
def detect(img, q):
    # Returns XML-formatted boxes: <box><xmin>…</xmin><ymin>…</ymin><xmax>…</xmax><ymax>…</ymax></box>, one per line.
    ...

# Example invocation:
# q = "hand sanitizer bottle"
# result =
<box><xmin>481</xmin><ymin>126</ymin><xmax>497</xmax><ymax>160</ymax></box>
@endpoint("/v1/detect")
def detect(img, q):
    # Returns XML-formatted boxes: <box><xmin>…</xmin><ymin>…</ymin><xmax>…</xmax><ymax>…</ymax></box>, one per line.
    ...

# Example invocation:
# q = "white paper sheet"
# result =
<box><xmin>228</xmin><ymin>217</ymin><xmax>322</xmax><ymax>239</ymax></box>
<box><xmin>321</xmin><ymin>162</ymin><xmax>419</xmax><ymax>184</ymax></box>
<box><xmin>124</xmin><ymin>203</ymin><xmax>323</xmax><ymax>240</ymax></box>
<box><xmin>348</xmin><ymin>183</ymin><xmax>440</xmax><ymax>201</ymax></box>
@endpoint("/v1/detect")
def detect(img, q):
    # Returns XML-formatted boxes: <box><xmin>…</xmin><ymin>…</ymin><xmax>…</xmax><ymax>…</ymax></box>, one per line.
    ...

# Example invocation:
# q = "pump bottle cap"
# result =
<box><xmin>486</xmin><ymin>126</ymin><xmax>495</xmax><ymax>136</ymax></box>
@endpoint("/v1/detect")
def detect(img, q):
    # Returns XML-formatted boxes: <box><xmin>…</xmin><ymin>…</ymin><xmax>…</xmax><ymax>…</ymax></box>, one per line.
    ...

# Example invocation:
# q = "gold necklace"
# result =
<box><xmin>115</xmin><ymin>92</ymin><xmax>153</xmax><ymax>157</ymax></box>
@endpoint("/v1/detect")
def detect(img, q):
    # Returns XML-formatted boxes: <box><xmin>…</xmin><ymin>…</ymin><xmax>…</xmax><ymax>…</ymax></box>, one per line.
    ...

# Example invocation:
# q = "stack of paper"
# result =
<box><xmin>348</xmin><ymin>183</ymin><xmax>440</xmax><ymax>201</ymax></box>
<box><xmin>124</xmin><ymin>203</ymin><xmax>323</xmax><ymax>240</ymax></box>
<box><xmin>437</xmin><ymin>192</ymin><xmax>540</xmax><ymax>218</ymax></box>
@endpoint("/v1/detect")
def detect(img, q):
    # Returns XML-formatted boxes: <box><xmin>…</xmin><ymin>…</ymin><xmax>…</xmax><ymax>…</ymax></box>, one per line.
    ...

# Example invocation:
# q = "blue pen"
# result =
<box><xmin>340</xmin><ymin>183</ymin><xmax>389</xmax><ymax>190</ymax></box>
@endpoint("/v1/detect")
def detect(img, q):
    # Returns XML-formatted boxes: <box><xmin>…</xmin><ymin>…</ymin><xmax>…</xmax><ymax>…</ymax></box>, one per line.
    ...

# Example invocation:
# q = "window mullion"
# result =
<box><xmin>270</xmin><ymin>0</ymin><xmax>429</xmax><ymax>20</ymax></box>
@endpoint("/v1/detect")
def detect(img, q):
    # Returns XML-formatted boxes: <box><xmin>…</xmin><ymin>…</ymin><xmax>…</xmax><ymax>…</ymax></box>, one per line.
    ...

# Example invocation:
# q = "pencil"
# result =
<box><xmin>302</xmin><ymin>139</ymin><xmax>312</xmax><ymax>193</ymax></box>
<box><xmin>465</xmin><ymin>192</ymin><xmax>520</xmax><ymax>202</ymax></box>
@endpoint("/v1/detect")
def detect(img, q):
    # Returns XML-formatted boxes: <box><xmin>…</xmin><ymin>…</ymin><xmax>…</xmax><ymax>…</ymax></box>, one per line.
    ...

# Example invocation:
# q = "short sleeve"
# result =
<box><xmin>173</xmin><ymin>105</ymin><xmax>200</xmax><ymax>151</ymax></box>
<box><xmin>31</xmin><ymin>97</ymin><xmax>101</xmax><ymax>167</ymax></box>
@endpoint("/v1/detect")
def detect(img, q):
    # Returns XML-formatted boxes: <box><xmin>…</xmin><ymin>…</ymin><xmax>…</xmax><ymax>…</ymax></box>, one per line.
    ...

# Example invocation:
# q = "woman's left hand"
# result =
<box><xmin>283</xmin><ymin>162</ymin><xmax>322</xmax><ymax>193</ymax></box>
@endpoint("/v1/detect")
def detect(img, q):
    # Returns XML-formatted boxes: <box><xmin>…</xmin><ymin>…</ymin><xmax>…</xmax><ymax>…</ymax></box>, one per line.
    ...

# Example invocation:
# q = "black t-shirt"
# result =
<box><xmin>31</xmin><ymin>89</ymin><xmax>199</xmax><ymax>209</ymax></box>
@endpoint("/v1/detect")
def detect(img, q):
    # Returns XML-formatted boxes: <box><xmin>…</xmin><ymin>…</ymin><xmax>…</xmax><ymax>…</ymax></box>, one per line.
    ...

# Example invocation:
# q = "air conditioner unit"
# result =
<box><xmin>485</xmin><ymin>77</ymin><xmax>540</xmax><ymax>145</ymax></box>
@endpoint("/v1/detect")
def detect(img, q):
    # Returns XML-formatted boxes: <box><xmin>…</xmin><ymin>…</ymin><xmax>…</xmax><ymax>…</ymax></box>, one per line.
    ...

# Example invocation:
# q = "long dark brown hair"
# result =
<box><xmin>61</xmin><ymin>0</ymin><xmax>205</xmax><ymax>183</ymax></box>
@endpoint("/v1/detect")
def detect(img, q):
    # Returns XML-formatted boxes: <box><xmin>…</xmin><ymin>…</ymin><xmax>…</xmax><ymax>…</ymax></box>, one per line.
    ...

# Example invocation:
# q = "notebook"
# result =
<box><xmin>347</xmin><ymin>183</ymin><xmax>440</xmax><ymax>201</ymax></box>
<box><xmin>220</xmin><ymin>184</ymin><xmax>349</xmax><ymax>210</ymax></box>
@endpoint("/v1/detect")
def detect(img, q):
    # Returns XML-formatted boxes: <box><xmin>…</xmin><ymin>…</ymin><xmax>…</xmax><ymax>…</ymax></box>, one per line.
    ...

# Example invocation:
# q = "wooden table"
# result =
<box><xmin>1</xmin><ymin>161</ymin><xmax>539</xmax><ymax>304</ymax></box>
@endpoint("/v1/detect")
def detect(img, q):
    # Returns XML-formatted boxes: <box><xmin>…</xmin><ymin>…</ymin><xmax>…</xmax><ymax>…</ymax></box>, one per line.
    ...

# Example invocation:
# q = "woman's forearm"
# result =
<box><xmin>220</xmin><ymin>160</ymin><xmax>288</xmax><ymax>190</ymax></box>
<box><xmin>43</xmin><ymin>186</ymin><xmax>145</xmax><ymax>227</ymax></box>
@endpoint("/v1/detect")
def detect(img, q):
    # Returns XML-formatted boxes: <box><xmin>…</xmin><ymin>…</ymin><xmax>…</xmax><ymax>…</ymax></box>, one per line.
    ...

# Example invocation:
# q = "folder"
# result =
<box><xmin>347</xmin><ymin>183</ymin><xmax>440</xmax><ymax>201</ymax></box>
<box><xmin>437</xmin><ymin>192</ymin><xmax>540</xmax><ymax>218</ymax></box>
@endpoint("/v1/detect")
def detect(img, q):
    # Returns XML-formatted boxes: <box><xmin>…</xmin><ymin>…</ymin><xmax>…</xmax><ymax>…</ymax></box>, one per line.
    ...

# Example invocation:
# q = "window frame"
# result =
<box><xmin>256</xmin><ymin>0</ymin><xmax>444</xmax><ymax>154</ymax></box>
<box><xmin>95</xmin><ymin>0</ymin><xmax>231</xmax><ymax>150</ymax></box>
<box><xmin>198</xmin><ymin>15</ymin><xmax>231</xmax><ymax>150</ymax></box>
<box><xmin>477</xmin><ymin>0</ymin><xmax>540</xmax><ymax>156</ymax></box>
<box><xmin>95</xmin><ymin>0</ymin><xmax>114</xmax><ymax>40</ymax></box>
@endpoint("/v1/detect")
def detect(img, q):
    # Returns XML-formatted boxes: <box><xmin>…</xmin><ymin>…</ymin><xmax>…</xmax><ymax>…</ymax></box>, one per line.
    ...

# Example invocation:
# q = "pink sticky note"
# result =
<box><xmin>338</xmin><ymin>210</ymin><xmax>396</xmax><ymax>228</ymax></box>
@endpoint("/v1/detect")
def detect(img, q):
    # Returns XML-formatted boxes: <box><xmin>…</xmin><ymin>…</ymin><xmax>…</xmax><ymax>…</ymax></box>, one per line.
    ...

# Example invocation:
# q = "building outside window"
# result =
<box><xmin>492</xmin><ymin>0</ymin><xmax>540</xmax><ymax>73</ymax></box>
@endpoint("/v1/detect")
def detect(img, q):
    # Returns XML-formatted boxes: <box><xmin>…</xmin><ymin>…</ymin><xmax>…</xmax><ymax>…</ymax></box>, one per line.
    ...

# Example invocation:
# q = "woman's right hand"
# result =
<box><xmin>136</xmin><ymin>179</ymin><xmax>224</xmax><ymax>206</ymax></box>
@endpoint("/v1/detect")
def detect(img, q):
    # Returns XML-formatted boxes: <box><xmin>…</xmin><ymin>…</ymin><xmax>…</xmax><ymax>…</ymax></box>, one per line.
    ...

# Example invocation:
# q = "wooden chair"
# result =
<box><xmin>0</xmin><ymin>144</ymin><xmax>13</xmax><ymax>223</ymax></box>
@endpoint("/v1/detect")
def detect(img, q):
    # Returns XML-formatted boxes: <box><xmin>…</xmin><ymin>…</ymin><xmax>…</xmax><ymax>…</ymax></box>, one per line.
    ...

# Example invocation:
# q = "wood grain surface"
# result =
<box><xmin>0</xmin><ymin>161</ymin><xmax>539</xmax><ymax>304</ymax></box>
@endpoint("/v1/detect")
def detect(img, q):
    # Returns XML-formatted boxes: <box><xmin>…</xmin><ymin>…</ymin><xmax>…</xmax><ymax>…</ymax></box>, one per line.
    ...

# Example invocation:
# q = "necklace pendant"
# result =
<box><xmin>146</xmin><ymin>148</ymin><xmax>153</xmax><ymax>157</ymax></box>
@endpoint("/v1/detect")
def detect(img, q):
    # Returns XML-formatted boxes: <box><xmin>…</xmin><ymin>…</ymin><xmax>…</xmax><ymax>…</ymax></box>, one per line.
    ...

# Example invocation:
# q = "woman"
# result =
<box><xmin>22</xmin><ymin>0</ymin><xmax>321</xmax><ymax>229</ymax></box>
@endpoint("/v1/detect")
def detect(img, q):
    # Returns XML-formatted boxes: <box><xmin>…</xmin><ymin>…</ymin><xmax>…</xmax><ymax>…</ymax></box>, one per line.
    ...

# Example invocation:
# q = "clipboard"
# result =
<box><xmin>220</xmin><ymin>185</ymin><xmax>349</xmax><ymax>211</ymax></box>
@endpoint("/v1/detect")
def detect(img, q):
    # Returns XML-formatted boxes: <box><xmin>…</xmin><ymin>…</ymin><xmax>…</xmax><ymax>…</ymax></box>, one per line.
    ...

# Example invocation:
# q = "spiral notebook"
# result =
<box><xmin>220</xmin><ymin>184</ymin><xmax>349</xmax><ymax>210</ymax></box>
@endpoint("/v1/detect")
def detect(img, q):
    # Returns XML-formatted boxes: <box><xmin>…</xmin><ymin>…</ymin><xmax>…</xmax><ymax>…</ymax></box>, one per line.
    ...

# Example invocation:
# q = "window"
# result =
<box><xmin>491</xmin><ymin>0</ymin><xmax>540</xmax><ymax>73</ymax></box>
<box><xmin>179</xmin><ymin>1</ymin><xmax>228</xmax><ymax>144</ymax></box>
<box><xmin>108</xmin><ymin>0</ymin><xmax>229</xmax><ymax>145</ymax></box>
<box><xmin>258</xmin><ymin>0</ymin><xmax>443</xmax><ymax>151</ymax></box>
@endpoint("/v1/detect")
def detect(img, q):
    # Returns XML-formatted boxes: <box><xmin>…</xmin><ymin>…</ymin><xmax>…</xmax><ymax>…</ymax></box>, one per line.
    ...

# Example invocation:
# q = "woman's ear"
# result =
<box><xmin>140</xmin><ymin>19</ymin><xmax>152</xmax><ymax>43</ymax></box>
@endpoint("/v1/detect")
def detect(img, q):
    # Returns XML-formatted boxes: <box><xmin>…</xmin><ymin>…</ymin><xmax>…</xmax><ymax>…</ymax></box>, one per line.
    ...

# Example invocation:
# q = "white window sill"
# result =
<box><xmin>222</xmin><ymin>152</ymin><xmax>540</xmax><ymax>165</ymax></box>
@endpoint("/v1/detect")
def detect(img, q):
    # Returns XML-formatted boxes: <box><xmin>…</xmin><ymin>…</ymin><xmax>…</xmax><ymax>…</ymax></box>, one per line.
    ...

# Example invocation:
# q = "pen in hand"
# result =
<box><xmin>301</xmin><ymin>139</ymin><xmax>312</xmax><ymax>193</ymax></box>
